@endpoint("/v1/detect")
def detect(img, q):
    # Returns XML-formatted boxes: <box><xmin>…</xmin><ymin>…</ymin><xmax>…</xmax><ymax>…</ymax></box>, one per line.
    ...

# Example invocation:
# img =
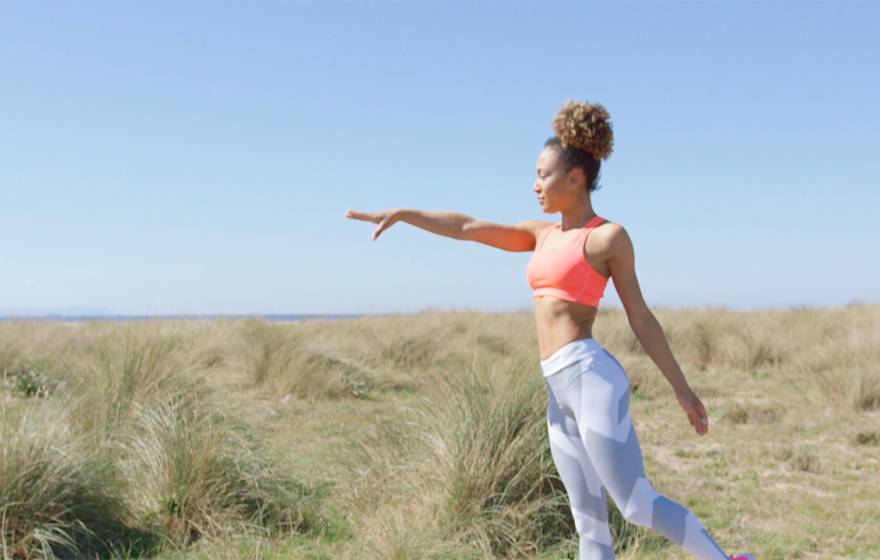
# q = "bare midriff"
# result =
<box><xmin>533</xmin><ymin>296</ymin><xmax>599</xmax><ymax>360</ymax></box>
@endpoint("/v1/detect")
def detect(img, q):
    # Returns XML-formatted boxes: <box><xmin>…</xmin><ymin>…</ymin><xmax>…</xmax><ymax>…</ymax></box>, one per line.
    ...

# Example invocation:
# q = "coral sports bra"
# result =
<box><xmin>526</xmin><ymin>215</ymin><xmax>610</xmax><ymax>308</ymax></box>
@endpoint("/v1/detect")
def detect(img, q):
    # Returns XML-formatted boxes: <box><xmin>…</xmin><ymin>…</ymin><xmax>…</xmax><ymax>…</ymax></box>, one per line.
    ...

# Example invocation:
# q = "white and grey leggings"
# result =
<box><xmin>541</xmin><ymin>337</ymin><xmax>728</xmax><ymax>559</ymax></box>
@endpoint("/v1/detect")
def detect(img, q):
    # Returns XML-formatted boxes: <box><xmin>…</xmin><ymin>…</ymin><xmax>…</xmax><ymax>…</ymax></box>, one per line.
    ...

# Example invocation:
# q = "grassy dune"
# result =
<box><xmin>1</xmin><ymin>304</ymin><xmax>878</xmax><ymax>559</ymax></box>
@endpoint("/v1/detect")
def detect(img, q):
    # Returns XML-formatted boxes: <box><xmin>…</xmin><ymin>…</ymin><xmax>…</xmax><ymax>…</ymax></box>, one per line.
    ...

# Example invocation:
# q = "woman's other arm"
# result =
<box><xmin>605</xmin><ymin>224</ymin><xmax>710</xmax><ymax>436</ymax></box>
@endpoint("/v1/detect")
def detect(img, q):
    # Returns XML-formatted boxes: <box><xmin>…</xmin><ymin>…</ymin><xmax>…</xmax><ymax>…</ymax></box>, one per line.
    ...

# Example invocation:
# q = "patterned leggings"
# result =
<box><xmin>541</xmin><ymin>337</ymin><xmax>729</xmax><ymax>559</ymax></box>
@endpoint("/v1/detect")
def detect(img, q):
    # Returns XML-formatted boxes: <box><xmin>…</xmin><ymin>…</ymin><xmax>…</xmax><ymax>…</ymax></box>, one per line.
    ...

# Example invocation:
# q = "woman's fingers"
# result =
<box><xmin>345</xmin><ymin>209</ymin><xmax>382</xmax><ymax>223</ymax></box>
<box><xmin>682</xmin><ymin>398</ymin><xmax>708</xmax><ymax>435</ymax></box>
<box><xmin>682</xmin><ymin>392</ymin><xmax>708</xmax><ymax>435</ymax></box>
<box><xmin>693</xmin><ymin>409</ymin><xmax>708</xmax><ymax>435</ymax></box>
<box><xmin>347</xmin><ymin>208</ymin><xmax>400</xmax><ymax>241</ymax></box>
<box><xmin>696</xmin><ymin>414</ymin><xmax>707</xmax><ymax>435</ymax></box>
<box><xmin>346</xmin><ymin>209</ymin><xmax>398</xmax><ymax>240</ymax></box>
<box><xmin>372</xmin><ymin>219</ymin><xmax>390</xmax><ymax>241</ymax></box>
<box><xmin>695</xmin><ymin>399</ymin><xmax>708</xmax><ymax>434</ymax></box>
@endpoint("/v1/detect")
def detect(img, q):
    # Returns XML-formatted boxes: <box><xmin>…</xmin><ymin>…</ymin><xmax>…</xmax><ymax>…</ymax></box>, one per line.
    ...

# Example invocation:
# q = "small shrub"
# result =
<box><xmin>853</xmin><ymin>370</ymin><xmax>880</xmax><ymax>411</ymax></box>
<box><xmin>2</xmin><ymin>358</ymin><xmax>61</xmax><ymax>398</ymax></box>
<box><xmin>854</xmin><ymin>431</ymin><xmax>880</xmax><ymax>446</ymax></box>
<box><xmin>292</xmin><ymin>350</ymin><xmax>375</xmax><ymax>399</ymax></box>
<box><xmin>789</xmin><ymin>447</ymin><xmax>821</xmax><ymax>473</ymax></box>
<box><xmin>723</xmin><ymin>403</ymin><xmax>778</xmax><ymax>425</ymax></box>
<box><xmin>723</xmin><ymin>403</ymin><xmax>749</xmax><ymax>424</ymax></box>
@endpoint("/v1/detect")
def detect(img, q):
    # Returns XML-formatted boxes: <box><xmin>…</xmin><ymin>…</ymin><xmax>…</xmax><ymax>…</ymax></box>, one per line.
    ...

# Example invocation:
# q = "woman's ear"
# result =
<box><xmin>567</xmin><ymin>167</ymin><xmax>585</xmax><ymax>190</ymax></box>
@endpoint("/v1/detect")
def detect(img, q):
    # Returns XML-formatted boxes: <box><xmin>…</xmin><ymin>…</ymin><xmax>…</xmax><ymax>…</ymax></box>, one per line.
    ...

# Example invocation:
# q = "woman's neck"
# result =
<box><xmin>559</xmin><ymin>206</ymin><xmax>597</xmax><ymax>231</ymax></box>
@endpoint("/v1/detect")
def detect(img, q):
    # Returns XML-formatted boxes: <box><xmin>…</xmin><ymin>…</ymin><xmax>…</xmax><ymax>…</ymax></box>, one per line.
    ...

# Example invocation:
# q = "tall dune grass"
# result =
<box><xmin>0</xmin><ymin>401</ymin><xmax>152</xmax><ymax>559</ymax></box>
<box><xmin>117</xmin><ymin>387</ymin><xmax>322</xmax><ymax>546</ymax></box>
<box><xmin>338</xmin><ymin>352</ymin><xmax>669</xmax><ymax>559</ymax></box>
<box><xmin>0</xmin><ymin>321</ymin><xmax>337</xmax><ymax>559</ymax></box>
<box><xmin>1</xmin><ymin>303</ymin><xmax>878</xmax><ymax>558</ymax></box>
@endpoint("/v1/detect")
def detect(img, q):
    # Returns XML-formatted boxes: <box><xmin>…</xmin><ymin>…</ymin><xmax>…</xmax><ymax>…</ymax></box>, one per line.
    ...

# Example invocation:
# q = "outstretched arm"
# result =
<box><xmin>346</xmin><ymin>207</ymin><xmax>551</xmax><ymax>252</ymax></box>
<box><xmin>346</xmin><ymin>207</ymin><xmax>470</xmax><ymax>241</ymax></box>
<box><xmin>396</xmin><ymin>208</ymin><xmax>473</xmax><ymax>240</ymax></box>
<box><xmin>605</xmin><ymin>224</ymin><xmax>710</xmax><ymax>436</ymax></box>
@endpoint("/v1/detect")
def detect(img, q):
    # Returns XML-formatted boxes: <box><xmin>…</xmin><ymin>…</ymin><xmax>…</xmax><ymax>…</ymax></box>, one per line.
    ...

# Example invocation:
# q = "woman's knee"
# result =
<box><xmin>571</xmin><ymin>505</ymin><xmax>614</xmax><ymax>547</ymax></box>
<box><xmin>612</xmin><ymin>476</ymin><xmax>662</xmax><ymax>527</ymax></box>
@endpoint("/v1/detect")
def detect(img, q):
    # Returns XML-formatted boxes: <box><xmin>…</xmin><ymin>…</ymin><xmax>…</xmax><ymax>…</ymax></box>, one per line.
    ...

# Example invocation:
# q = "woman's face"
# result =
<box><xmin>533</xmin><ymin>146</ymin><xmax>580</xmax><ymax>213</ymax></box>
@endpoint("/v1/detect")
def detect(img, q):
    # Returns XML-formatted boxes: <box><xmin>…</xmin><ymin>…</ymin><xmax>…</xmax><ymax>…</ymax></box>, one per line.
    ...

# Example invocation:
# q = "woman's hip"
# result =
<box><xmin>543</xmin><ymin>338</ymin><xmax>630</xmax><ymax>414</ymax></box>
<box><xmin>540</xmin><ymin>336</ymin><xmax>627</xmax><ymax>380</ymax></box>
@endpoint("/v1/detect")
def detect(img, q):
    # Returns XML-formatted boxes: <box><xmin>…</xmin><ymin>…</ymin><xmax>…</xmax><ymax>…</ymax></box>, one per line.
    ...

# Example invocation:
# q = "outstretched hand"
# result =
<box><xmin>345</xmin><ymin>208</ymin><xmax>401</xmax><ymax>241</ymax></box>
<box><xmin>675</xmin><ymin>388</ymin><xmax>709</xmax><ymax>436</ymax></box>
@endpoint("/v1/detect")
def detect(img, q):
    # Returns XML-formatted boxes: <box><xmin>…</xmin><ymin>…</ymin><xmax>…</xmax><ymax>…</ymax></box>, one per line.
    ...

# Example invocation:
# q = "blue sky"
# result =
<box><xmin>1</xmin><ymin>1</ymin><xmax>877</xmax><ymax>316</ymax></box>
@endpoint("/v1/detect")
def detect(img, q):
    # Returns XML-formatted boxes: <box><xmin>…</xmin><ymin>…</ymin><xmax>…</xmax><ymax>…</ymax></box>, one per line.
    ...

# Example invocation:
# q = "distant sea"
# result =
<box><xmin>0</xmin><ymin>314</ymin><xmax>367</xmax><ymax>323</ymax></box>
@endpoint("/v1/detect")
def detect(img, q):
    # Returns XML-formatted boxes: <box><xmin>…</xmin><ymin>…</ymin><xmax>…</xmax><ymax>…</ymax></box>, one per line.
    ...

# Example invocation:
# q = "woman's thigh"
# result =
<box><xmin>545</xmin><ymin>368</ymin><xmax>610</xmax><ymax>520</ymax></box>
<box><xmin>546</xmin><ymin>346</ymin><xmax>651</xmax><ymax>519</ymax></box>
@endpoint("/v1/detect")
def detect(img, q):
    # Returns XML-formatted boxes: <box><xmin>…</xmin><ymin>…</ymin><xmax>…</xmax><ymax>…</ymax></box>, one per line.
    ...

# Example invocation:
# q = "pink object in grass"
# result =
<box><xmin>729</xmin><ymin>554</ymin><xmax>757</xmax><ymax>560</ymax></box>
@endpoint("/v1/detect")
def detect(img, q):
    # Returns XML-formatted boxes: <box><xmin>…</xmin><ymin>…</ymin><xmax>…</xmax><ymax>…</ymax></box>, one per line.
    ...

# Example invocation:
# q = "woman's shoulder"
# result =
<box><xmin>597</xmin><ymin>217</ymin><xmax>624</xmax><ymax>234</ymax></box>
<box><xmin>592</xmin><ymin>218</ymin><xmax>629</xmax><ymax>252</ymax></box>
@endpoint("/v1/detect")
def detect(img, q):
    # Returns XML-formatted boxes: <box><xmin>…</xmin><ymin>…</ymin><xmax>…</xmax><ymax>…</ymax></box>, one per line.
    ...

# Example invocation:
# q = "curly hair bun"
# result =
<box><xmin>551</xmin><ymin>99</ymin><xmax>614</xmax><ymax>161</ymax></box>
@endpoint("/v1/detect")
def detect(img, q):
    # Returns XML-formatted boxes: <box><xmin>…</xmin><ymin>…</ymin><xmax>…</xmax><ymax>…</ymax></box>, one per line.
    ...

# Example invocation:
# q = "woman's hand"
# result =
<box><xmin>675</xmin><ymin>387</ymin><xmax>709</xmax><ymax>436</ymax></box>
<box><xmin>345</xmin><ymin>208</ymin><xmax>402</xmax><ymax>241</ymax></box>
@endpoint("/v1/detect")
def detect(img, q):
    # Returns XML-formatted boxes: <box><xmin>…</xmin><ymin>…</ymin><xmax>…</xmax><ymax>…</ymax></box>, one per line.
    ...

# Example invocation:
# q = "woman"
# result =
<box><xmin>345</xmin><ymin>100</ymin><xmax>755</xmax><ymax>560</ymax></box>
